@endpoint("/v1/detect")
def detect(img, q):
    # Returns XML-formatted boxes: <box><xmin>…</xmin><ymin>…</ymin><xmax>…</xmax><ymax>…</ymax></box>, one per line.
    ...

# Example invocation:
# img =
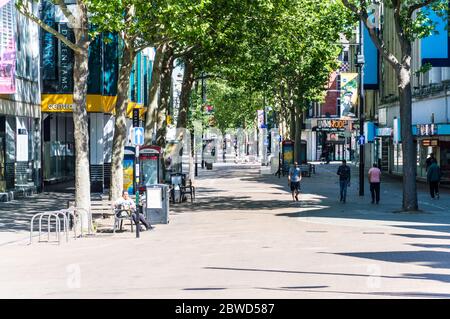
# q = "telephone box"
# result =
<box><xmin>138</xmin><ymin>145</ymin><xmax>162</xmax><ymax>192</ymax></box>
<box><xmin>123</xmin><ymin>146</ymin><xmax>136</xmax><ymax>194</ymax></box>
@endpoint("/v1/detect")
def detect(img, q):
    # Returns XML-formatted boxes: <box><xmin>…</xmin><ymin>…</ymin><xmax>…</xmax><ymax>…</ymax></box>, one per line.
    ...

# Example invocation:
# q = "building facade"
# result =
<box><xmin>368</xmin><ymin>4</ymin><xmax>450</xmax><ymax>183</ymax></box>
<box><xmin>40</xmin><ymin>0</ymin><xmax>153</xmax><ymax>193</ymax></box>
<box><xmin>0</xmin><ymin>0</ymin><xmax>41</xmax><ymax>200</ymax></box>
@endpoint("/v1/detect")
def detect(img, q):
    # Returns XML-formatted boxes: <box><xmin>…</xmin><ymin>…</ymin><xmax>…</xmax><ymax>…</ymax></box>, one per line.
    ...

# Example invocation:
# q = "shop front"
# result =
<box><xmin>385</xmin><ymin>123</ymin><xmax>450</xmax><ymax>183</ymax></box>
<box><xmin>313</xmin><ymin>119</ymin><xmax>355</xmax><ymax>162</ymax></box>
<box><xmin>41</xmin><ymin>94</ymin><xmax>146</xmax><ymax>192</ymax></box>
<box><xmin>414</xmin><ymin>124</ymin><xmax>450</xmax><ymax>182</ymax></box>
<box><xmin>0</xmin><ymin>115</ymin><xmax>40</xmax><ymax>195</ymax></box>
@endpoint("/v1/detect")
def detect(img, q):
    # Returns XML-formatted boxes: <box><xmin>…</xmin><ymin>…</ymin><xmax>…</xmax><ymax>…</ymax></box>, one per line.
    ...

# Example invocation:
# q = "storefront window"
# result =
<box><xmin>440</xmin><ymin>141</ymin><xmax>450</xmax><ymax>181</ymax></box>
<box><xmin>43</xmin><ymin>114</ymin><xmax>75</xmax><ymax>182</ymax></box>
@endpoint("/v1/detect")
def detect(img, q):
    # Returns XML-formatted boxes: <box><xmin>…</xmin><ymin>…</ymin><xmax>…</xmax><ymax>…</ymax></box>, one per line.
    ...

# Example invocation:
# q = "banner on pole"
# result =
<box><xmin>339</xmin><ymin>73</ymin><xmax>358</xmax><ymax>119</ymax></box>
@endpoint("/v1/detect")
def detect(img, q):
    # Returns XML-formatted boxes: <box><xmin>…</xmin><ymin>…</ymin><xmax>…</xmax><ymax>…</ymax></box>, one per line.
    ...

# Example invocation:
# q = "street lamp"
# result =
<box><xmin>355</xmin><ymin>20</ymin><xmax>365</xmax><ymax>197</ymax></box>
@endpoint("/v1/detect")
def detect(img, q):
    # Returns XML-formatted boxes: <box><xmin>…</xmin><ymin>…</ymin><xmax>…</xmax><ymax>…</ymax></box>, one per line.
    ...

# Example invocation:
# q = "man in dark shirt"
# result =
<box><xmin>426</xmin><ymin>153</ymin><xmax>435</xmax><ymax>171</ymax></box>
<box><xmin>337</xmin><ymin>160</ymin><xmax>351</xmax><ymax>203</ymax></box>
<box><xmin>427</xmin><ymin>159</ymin><xmax>442</xmax><ymax>199</ymax></box>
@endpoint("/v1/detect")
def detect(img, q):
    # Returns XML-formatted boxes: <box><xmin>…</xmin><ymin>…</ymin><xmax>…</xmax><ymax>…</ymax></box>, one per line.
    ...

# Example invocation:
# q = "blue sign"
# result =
<box><xmin>132</xmin><ymin>127</ymin><xmax>144</xmax><ymax>146</ymax></box>
<box><xmin>358</xmin><ymin>135</ymin><xmax>365</xmax><ymax>145</ymax></box>
<box><xmin>421</xmin><ymin>6</ymin><xmax>449</xmax><ymax>66</ymax></box>
<box><xmin>364</xmin><ymin>121</ymin><xmax>376</xmax><ymax>143</ymax></box>
<box><xmin>363</xmin><ymin>26</ymin><xmax>379</xmax><ymax>89</ymax></box>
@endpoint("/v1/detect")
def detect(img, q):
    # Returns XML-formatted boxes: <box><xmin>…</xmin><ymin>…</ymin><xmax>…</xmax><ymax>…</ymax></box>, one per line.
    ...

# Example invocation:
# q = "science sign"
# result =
<box><xmin>0</xmin><ymin>0</ymin><xmax>16</xmax><ymax>94</ymax></box>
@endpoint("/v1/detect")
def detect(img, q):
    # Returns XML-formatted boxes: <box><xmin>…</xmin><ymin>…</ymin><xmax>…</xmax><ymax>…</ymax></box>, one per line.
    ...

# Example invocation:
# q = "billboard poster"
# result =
<box><xmin>282</xmin><ymin>140</ymin><xmax>294</xmax><ymax>172</ymax></box>
<box><xmin>339</xmin><ymin>73</ymin><xmax>358</xmax><ymax>119</ymax></box>
<box><xmin>0</xmin><ymin>0</ymin><xmax>16</xmax><ymax>94</ymax></box>
<box><xmin>123</xmin><ymin>157</ymin><xmax>134</xmax><ymax>194</ymax></box>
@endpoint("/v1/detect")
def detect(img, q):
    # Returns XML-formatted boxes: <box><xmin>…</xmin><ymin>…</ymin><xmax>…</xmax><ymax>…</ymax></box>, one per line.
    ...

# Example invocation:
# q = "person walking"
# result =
<box><xmin>288</xmin><ymin>161</ymin><xmax>302</xmax><ymax>202</ymax></box>
<box><xmin>368</xmin><ymin>163</ymin><xmax>381</xmax><ymax>204</ymax></box>
<box><xmin>427</xmin><ymin>159</ymin><xmax>442</xmax><ymax>199</ymax></box>
<box><xmin>426</xmin><ymin>153</ymin><xmax>435</xmax><ymax>171</ymax></box>
<box><xmin>337</xmin><ymin>160</ymin><xmax>351</xmax><ymax>203</ymax></box>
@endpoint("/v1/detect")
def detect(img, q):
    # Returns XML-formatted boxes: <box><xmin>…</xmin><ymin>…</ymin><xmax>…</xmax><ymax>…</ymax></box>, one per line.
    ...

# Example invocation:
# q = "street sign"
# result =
<box><xmin>358</xmin><ymin>135</ymin><xmax>365</xmax><ymax>145</ymax></box>
<box><xmin>132</xmin><ymin>108</ymin><xmax>140</xmax><ymax>127</ymax></box>
<box><xmin>132</xmin><ymin>127</ymin><xmax>144</xmax><ymax>146</ymax></box>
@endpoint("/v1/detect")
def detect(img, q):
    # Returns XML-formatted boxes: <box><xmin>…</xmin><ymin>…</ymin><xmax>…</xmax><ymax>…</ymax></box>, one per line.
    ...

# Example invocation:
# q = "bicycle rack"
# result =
<box><xmin>30</xmin><ymin>206</ymin><xmax>95</xmax><ymax>245</ymax></box>
<box><xmin>30</xmin><ymin>211</ymin><xmax>65</xmax><ymax>245</ymax></box>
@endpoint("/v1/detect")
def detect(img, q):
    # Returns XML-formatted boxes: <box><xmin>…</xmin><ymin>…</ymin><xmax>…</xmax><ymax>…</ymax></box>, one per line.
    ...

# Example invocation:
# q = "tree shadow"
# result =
<box><xmin>331</xmin><ymin>250</ymin><xmax>450</xmax><ymax>270</ymax></box>
<box><xmin>0</xmin><ymin>192</ymin><xmax>75</xmax><ymax>233</ymax></box>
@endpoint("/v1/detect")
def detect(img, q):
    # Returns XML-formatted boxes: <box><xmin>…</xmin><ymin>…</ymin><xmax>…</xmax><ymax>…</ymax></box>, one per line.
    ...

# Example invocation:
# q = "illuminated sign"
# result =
<box><xmin>417</xmin><ymin>124</ymin><xmax>437</xmax><ymax>136</ymax></box>
<box><xmin>422</xmin><ymin>139</ymin><xmax>439</xmax><ymax>147</ymax></box>
<box><xmin>317</xmin><ymin>120</ymin><xmax>348</xmax><ymax>131</ymax></box>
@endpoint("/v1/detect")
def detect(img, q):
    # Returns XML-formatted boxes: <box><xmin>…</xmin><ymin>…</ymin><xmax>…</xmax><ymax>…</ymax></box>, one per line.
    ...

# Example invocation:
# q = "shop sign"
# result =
<box><xmin>42</xmin><ymin>0</ymin><xmax>56</xmax><ymax>80</ymax></box>
<box><xmin>58</xmin><ymin>24</ymin><xmax>74</xmax><ymax>93</ymax></box>
<box><xmin>317</xmin><ymin>119</ymin><xmax>348</xmax><ymax>131</ymax></box>
<box><xmin>47</xmin><ymin>103</ymin><xmax>75</xmax><ymax>111</ymax></box>
<box><xmin>417</xmin><ymin>124</ymin><xmax>437</xmax><ymax>136</ymax></box>
<box><xmin>422</xmin><ymin>139</ymin><xmax>439</xmax><ymax>147</ymax></box>
<box><xmin>376</xmin><ymin>127</ymin><xmax>392</xmax><ymax>136</ymax></box>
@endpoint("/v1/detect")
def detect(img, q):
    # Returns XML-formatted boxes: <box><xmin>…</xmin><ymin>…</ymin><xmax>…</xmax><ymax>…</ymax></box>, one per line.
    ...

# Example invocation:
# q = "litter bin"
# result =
<box><xmin>206</xmin><ymin>162</ymin><xmax>213</xmax><ymax>170</ymax></box>
<box><xmin>144</xmin><ymin>184</ymin><xmax>170</xmax><ymax>224</ymax></box>
<box><xmin>170</xmin><ymin>173</ymin><xmax>186</xmax><ymax>203</ymax></box>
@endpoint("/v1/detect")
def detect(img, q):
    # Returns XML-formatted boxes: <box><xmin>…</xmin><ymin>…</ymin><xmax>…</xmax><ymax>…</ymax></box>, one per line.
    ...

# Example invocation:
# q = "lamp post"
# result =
<box><xmin>356</xmin><ymin>20</ymin><xmax>365</xmax><ymax>196</ymax></box>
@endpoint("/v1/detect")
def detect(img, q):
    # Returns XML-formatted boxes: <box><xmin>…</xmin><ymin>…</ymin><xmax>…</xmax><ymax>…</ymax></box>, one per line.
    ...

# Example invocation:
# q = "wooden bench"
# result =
<box><xmin>90</xmin><ymin>200</ymin><xmax>115</xmax><ymax>219</ymax></box>
<box><xmin>67</xmin><ymin>199</ymin><xmax>115</xmax><ymax>219</ymax></box>
<box><xmin>299</xmin><ymin>164</ymin><xmax>311</xmax><ymax>177</ymax></box>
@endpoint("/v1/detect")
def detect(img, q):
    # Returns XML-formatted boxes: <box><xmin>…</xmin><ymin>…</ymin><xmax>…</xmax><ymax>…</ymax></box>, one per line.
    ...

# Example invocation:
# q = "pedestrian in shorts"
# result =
<box><xmin>288</xmin><ymin>161</ymin><xmax>302</xmax><ymax>202</ymax></box>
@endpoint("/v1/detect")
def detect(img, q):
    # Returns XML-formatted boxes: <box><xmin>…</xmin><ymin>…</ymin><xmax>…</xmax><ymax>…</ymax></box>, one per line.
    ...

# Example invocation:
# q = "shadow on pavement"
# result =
<box><xmin>332</xmin><ymin>250</ymin><xmax>450</xmax><ymax>270</ymax></box>
<box><xmin>204</xmin><ymin>266</ymin><xmax>450</xmax><ymax>285</ymax></box>
<box><xmin>0</xmin><ymin>192</ymin><xmax>74</xmax><ymax>233</ymax></box>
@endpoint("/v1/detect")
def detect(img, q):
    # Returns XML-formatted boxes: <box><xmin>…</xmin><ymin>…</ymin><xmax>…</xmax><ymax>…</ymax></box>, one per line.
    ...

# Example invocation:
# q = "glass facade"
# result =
<box><xmin>42</xmin><ymin>113</ymin><xmax>75</xmax><ymax>182</ymax></box>
<box><xmin>0</xmin><ymin>115</ymin><xmax>40</xmax><ymax>192</ymax></box>
<box><xmin>0</xmin><ymin>116</ymin><xmax>5</xmax><ymax>192</ymax></box>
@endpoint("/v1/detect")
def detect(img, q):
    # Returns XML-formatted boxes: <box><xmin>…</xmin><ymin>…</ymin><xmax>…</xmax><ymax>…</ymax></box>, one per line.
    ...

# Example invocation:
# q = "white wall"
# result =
<box><xmin>103</xmin><ymin>115</ymin><xmax>114</xmax><ymax>163</ymax></box>
<box><xmin>90</xmin><ymin>113</ymin><xmax>104</xmax><ymax>165</ymax></box>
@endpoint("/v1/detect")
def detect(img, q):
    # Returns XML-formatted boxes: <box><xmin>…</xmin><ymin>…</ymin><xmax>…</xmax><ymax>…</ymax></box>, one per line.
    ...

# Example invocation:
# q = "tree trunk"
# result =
<box><xmin>289</xmin><ymin>105</ymin><xmax>295</xmax><ymax>141</ymax></box>
<box><xmin>397</xmin><ymin>51</ymin><xmax>418</xmax><ymax>211</ymax></box>
<box><xmin>177</xmin><ymin>56</ymin><xmax>195</xmax><ymax>130</ymax></box>
<box><xmin>294</xmin><ymin>105</ymin><xmax>303</xmax><ymax>163</ymax></box>
<box><xmin>288</xmin><ymin>86</ymin><xmax>295</xmax><ymax>141</ymax></box>
<box><xmin>109</xmin><ymin>44</ymin><xmax>135</xmax><ymax>201</ymax></box>
<box><xmin>72</xmin><ymin>7</ymin><xmax>91</xmax><ymax>232</ymax></box>
<box><xmin>144</xmin><ymin>43</ymin><xmax>165</xmax><ymax>144</ymax></box>
<box><xmin>155</xmin><ymin>46</ymin><xmax>175</xmax><ymax>148</ymax></box>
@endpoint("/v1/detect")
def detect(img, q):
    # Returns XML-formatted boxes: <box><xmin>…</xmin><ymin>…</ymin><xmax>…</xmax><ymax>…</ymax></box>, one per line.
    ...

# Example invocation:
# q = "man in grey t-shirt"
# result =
<box><xmin>288</xmin><ymin>162</ymin><xmax>302</xmax><ymax>202</ymax></box>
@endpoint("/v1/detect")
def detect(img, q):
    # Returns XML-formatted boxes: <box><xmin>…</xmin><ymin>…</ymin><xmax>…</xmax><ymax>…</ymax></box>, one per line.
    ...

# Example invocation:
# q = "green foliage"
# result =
<box><xmin>204</xmin><ymin>80</ymin><xmax>263</xmax><ymax>132</ymax></box>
